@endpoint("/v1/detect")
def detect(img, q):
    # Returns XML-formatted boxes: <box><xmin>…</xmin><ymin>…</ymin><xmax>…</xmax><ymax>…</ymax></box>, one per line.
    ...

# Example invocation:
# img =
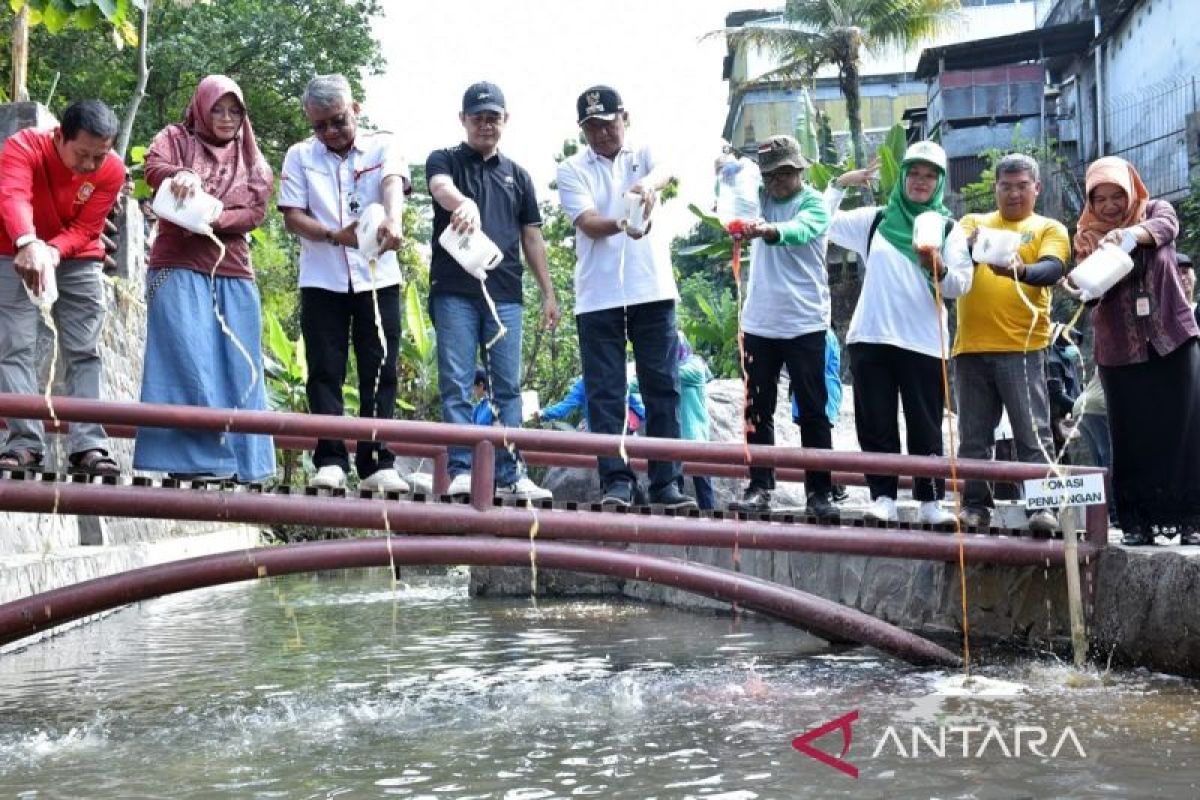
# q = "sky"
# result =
<box><xmin>361</xmin><ymin>0</ymin><xmax>753</xmax><ymax>240</ymax></box>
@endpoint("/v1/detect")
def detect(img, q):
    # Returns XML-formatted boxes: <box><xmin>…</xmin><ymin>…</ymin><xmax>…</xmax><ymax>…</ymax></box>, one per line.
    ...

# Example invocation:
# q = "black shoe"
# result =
<box><xmin>729</xmin><ymin>486</ymin><xmax>771</xmax><ymax>512</ymax></box>
<box><xmin>958</xmin><ymin>506</ymin><xmax>991</xmax><ymax>529</ymax></box>
<box><xmin>648</xmin><ymin>484</ymin><xmax>698</xmax><ymax>510</ymax></box>
<box><xmin>601</xmin><ymin>482</ymin><xmax>634</xmax><ymax>508</ymax></box>
<box><xmin>807</xmin><ymin>492</ymin><xmax>841</xmax><ymax>522</ymax></box>
<box><xmin>1181</xmin><ymin>526</ymin><xmax>1200</xmax><ymax>546</ymax></box>
<box><xmin>1120</xmin><ymin>526</ymin><xmax>1156</xmax><ymax>546</ymax></box>
<box><xmin>831</xmin><ymin>484</ymin><xmax>849</xmax><ymax>503</ymax></box>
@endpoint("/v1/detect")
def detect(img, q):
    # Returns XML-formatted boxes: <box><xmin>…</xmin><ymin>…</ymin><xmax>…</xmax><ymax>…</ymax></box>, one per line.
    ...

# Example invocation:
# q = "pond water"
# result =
<box><xmin>1</xmin><ymin>568</ymin><xmax>1197</xmax><ymax>798</ymax></box>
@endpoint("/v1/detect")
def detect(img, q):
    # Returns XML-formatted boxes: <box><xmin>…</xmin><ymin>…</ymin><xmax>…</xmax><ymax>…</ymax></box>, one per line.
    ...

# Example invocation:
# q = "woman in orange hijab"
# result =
<box><xmin>1073</xmin><ymin>156</ymin><xmax>1200</xmax><ymax>545</ymax></box>
<box><xmin>133</xmin><ymin>75</ymin><xmax>275</xmax><ymax>484</ymax></box>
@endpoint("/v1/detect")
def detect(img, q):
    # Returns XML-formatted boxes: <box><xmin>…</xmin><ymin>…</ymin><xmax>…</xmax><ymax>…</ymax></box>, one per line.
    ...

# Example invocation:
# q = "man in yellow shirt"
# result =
<box><xmin>954</xmin><ymin>153</ymin><xmax>1071</xmax><ymax>534</ymax></box>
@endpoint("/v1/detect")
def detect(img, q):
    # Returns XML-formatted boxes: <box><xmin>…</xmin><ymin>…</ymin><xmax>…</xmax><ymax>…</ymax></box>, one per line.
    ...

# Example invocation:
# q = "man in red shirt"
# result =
<box><xmin>0</xmin><ymin>99</ymin><xmax>125</xmax><ymax>475</ymax></box>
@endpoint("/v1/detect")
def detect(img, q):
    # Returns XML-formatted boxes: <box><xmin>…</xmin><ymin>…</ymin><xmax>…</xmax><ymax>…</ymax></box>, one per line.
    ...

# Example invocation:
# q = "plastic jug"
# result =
<box><xmin>23</xmin><ymin>264</ymin><xmax>57</xmax><ymax>311</ymax></box>
<box><xmin>520</xmin><ymin>390</ymin><xmax>540</xmax><ymax>423</ymax></box>
<box><xmin>912</xmin><ymin>211</ymin><xmax>948</xmax><ymax>252</ymax></box>
<box><xmin>971</xmin><ymin>227</ymin><xmax>1023</xmax><ymax>266</ymax></box>
<box><xmin>624</xmin><ymin>191</ymin><xmax>650</xmax><ymax>236</ymax></box>
<box><xmin>438</xmin><ymin>224</ymin><xmax>503</xmax><ymax>281</ymax></box>
<box><xmin>1071</xmin><ymin>234</ymin><xmax>1137</xmax><ymax>301</ymax></box>
<box><xmin>715</xmin><ymin>157</ymin><xmax>761</xmax><ymax>228</ymax></box>
<box><xmin>355</xmin><ymin>203</ymin><xmax>387</xmax><ymax>261</ymax></box>
<box><xmin>150</xmin><ymin>177</ymin><xmax>222</xmax><ymax>235</ymax></box>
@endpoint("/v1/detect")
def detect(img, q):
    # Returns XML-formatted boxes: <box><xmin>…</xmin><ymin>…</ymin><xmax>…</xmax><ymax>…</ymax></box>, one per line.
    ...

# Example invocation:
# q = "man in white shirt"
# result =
<box><xmin>555</xmin><ymin>85</ymin><xmax>694</xmax><ymax>509</ymax></box>
<box><xmin>278</xmin><ymin>73</ymin><xmax>410</xmax><ymax>493</ymax></box>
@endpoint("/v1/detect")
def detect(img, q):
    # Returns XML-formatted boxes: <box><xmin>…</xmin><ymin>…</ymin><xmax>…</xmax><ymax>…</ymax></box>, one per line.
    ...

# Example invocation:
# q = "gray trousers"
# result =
<box><xmin>954</xmin><ymin>350</ymin><xmax>1054</xmax><ymax>509</ymax></box>
<box><xmin>0</xmin><ymin>258</ymin><xmax>108</xmax><ymax>455</ymax></box>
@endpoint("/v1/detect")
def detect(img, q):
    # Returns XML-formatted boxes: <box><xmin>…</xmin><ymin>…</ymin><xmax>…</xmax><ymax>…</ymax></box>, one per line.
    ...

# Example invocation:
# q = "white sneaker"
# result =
<box><xmin>359</xmin><ymin>468</ymin><xmax>410</xmax><ymax>494</ymax></box>
<box><xmin>864</xmin><ymin>496</ymin><xmax>898</xmax><ymax>523</ymax></box>
<box><xmin>918</xmin><ymin>500</ymin><xmax>956</xmax><ymax>526</ymax></box>
<box><xmin>496</xmin><ymin>476</ymin><xmax>553</xmax><ymax>502</ymax></box>
<box><xmin>447</xmin><ymin>473</ymin><xmax>472</xmax><ymax>497</ymax></box>
<box><xmin>310</xmin><ymin>464</ymin><xmax>346</xmax><ymax>489</ymax></box>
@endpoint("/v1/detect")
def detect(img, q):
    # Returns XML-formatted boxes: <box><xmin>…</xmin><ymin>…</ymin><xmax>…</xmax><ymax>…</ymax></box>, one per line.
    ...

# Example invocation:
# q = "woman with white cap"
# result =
<box><xmin>826</xmin><ymin>141</ymin><xmax>974</xmax><ymax>525</ymax></box>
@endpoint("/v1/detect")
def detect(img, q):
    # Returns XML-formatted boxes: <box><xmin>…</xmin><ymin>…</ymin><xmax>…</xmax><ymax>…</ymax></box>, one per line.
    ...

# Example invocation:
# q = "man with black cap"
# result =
<box><xmin>725</xmin><ymin>135</ymin><xmax>839</xmax><ymax>519</ymax></box>
<box><xmin>555</xmin><ymin>84</ymin><xmax>694</xmax><ymax>509</ymax></box>
<box><xmin>426</xmin><ymin>80</ymin><xmax>558</xmax><ymax>502</ymax></box>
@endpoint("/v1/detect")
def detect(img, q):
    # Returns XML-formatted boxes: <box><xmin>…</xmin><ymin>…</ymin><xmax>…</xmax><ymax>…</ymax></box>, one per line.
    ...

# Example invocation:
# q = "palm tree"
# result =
<box><xmin>720</xmin><ymin>0</ymin><xmax>961</xmax><ymax>169</ymax></box>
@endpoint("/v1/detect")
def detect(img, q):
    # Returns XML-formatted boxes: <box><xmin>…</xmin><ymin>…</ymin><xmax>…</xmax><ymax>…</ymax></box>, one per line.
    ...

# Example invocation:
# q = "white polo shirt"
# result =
<box><xmin>556</xmin><ymin>142</ymin><xmax>678</xmax><ymax>315</ymax></box>
<box><xmin>278</xmin><ymin>131</ymin><xmax>410</xmax><ymax>293</ymax></box>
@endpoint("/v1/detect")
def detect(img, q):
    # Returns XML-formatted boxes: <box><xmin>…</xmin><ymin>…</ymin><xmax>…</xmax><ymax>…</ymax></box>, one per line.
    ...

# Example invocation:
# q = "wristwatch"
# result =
<box><xmin>14</xmin><ymin>233</ymin><xmax>39</xmax><ymax>250</ymax></box>
<box><xmin>323</xmin><ymin>228</ymin><xmax>338</xmax><ymax>245</ymax></box>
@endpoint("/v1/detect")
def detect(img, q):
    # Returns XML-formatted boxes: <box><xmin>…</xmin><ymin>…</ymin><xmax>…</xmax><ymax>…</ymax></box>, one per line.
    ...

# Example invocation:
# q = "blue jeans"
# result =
<box><xmin>431</xmin><ymin>292</ymin><xmax>524</xmax><ymax>484</ymax></box>
<box><xmin>577</xmin><ymin>299</ymin><xmax>682</xmax><ymax>493</ymax></box>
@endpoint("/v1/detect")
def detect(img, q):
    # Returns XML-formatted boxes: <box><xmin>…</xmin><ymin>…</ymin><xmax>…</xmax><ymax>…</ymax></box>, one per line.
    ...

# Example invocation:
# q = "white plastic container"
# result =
<box><xmin>971</xmin><ymin>227</ymin><xmax>1022</xmax><ymax>266</ymax></box>
<box><xmin>355</xmin><ymin>203</ymin><xmax>388</xmax><ymax>261</ymax></box>
<box><xmin>912</xmin><ymin>211</ymin><xmax>948</xmax><ymax>251</ymax></box>
<box><xmin>23</xmin><ymin>265</ymin><xmax>57</xmax><ymax>311</ymax></box>
<box><xmin>715</xmin><ymin>158</ymin><xmax>761</xmax><ymax>226</ymax></box>
<box><xmin>150</xmin><ymin>177</ymin><xmax>222</xmax><ymax>235</ymax></box>
<box><xmin>1071</xmin><ymin>241</ymin><xmax>1136</xmax><ymax>302</ymax></box>
<box><xmin>624</xmin><ymin>191</ymin><xmax>650</xmax><ymax>236</ymax></box>
<box><xmin>438</xmin><ymin>224</ymin><xmax>503</xmax><ymax>281</ymax></box>
<box><xmin>520</xmin><ymin>390</ymin><xmax>540</xmax><ymax>423</ymax></box>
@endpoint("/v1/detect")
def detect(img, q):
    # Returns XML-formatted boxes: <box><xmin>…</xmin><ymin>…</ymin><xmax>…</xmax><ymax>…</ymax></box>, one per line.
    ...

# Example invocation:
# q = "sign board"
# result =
<box><xmin>1023</xmin><ymin>473</ymin><xmax>1106</xmax><ymax>510</ymax></box>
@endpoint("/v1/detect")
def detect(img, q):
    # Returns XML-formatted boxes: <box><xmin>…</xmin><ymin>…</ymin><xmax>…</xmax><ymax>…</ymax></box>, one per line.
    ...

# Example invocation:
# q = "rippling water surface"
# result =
<box><xmin>0</xmin><ymin>568</ymin><xmax>1198</xmax><ymax>798</ymax></box>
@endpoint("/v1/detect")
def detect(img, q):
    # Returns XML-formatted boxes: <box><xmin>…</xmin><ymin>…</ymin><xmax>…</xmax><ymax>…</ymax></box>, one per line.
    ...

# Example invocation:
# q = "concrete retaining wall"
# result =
<box><xmin>0</xmin><ymin>102</ymin><xmax>269</xmax><ymax>634</ymax></box>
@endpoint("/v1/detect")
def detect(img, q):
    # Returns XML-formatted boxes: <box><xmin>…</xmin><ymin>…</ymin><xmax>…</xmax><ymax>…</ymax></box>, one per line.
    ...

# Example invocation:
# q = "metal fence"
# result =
<box><xmin>1102</xmin><ymin>77</ymin><xmax>1198</xmax><ymax>199</ymax></box>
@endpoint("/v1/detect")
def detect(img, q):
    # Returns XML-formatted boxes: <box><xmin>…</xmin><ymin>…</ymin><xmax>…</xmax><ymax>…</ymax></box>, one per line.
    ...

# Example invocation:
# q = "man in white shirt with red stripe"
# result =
<box><xmin>279</xmin><ymin>73</ymin><xmax>410</xmax><ymax>493</ymax></box>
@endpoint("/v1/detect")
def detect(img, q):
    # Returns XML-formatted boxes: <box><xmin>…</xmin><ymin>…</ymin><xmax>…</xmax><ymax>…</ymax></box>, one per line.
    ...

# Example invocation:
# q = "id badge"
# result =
<box><xmin>1135</xmin><ymin>293</ymin><xmax>1151</xmax><ymax>317</ymax></box>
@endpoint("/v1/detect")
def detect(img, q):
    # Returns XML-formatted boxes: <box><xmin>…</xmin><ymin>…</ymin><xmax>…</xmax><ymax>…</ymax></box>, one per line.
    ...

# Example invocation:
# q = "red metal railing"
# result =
<box><xmin>0</xmin><ymin>393</ymin><xmax>1104</xmax><ymax>542</ymax></box>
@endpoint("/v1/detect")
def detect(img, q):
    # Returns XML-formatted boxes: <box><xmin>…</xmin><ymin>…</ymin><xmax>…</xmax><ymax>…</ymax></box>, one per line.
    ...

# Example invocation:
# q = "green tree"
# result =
<box><xmin>2</xmin><ymin>0</ymin><xmax>384</xmax><ymax>164</ymax></box>
<box><xmin>5</xmin><ymin>0</ymin><xmax>142</xmax><ymax>101</ymax></box>
<box><xmin>720</xmin><ymin>0</ymin><xmax>959</xmax><ymax>169</ymax></box>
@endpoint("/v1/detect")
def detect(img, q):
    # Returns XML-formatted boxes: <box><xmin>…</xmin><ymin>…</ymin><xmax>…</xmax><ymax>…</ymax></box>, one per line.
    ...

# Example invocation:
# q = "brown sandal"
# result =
<box><xmin>68</xmin><ymin>449</ymin><xmax>121</xmax><ymax>477</ymax></box>
<box><xmin>0</xmin><ymin>448</ymin><xmax>43</xmax><ymax>471</ymax></box>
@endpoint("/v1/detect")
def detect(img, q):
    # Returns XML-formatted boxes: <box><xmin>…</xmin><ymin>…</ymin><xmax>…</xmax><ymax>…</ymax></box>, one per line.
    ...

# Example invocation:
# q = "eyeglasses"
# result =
<box><xmin>311</xmin><ymin>113</ymin><xmax>351</xmax><ymax>134</ymax></box>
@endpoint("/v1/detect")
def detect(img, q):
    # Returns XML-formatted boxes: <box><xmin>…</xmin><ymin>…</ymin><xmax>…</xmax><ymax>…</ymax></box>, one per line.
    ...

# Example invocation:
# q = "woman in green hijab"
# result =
<box><xmin>825</xmin><ymin>141</ymin><xmax>975</xmax><ymax>525</ymax></box>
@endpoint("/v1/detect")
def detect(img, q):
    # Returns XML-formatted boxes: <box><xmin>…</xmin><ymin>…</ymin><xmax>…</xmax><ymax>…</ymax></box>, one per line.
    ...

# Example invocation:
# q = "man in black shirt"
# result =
<box><xmin>427</xmin><ymin>81</ymin><xmax>559</xmax><ymax>501</ymax></box>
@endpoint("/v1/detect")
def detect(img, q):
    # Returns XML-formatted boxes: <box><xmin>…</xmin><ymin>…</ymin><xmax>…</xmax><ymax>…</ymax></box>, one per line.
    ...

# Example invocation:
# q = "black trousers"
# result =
<box><xmin>301</xmin><ymin>285</ymin><xmax>401</xmax><ymax>477</ymax></box>
<box><xmin>848</xmin><ymin>342</ymin><xmax>946</xmax><ymax>501</ymax></box>
<box><xmin>577</xmin><ymin>299</ymin><xmax>682</xmax><ymax>493</ymax></box>
<box><xmin>742</xmin><ymin>330</ymin><xmax>832</xmax><ymax>495</ymax></box>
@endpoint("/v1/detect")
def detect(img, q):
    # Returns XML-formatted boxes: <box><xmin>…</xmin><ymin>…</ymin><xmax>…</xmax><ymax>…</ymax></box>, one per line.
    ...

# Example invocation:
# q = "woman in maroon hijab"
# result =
<box><xmin>133</xmin><ymin>74</ymin><xmax>276</xmax><ymax>483</ymax></box>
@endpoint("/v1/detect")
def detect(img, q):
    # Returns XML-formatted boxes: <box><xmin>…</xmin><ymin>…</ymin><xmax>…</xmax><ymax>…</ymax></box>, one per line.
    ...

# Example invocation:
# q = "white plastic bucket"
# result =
<box><xmin>624</xmin><ymin>191</ymin><xmax>649</xmax><ymax>235</ymax></box>
<box><xmin>1072</xmin><ymin>242</ymin><xmax>1135</xmax><ymax>301</ymax></box>
<box><xmin>150</xmin><ymin>178</ymin><xmax>222</xmax><ymax>234</ymax></box>
<box><xmin>971</xmin><ymin>227</ymin><xmax>1022</xmax><ymax>266</ymax></box>
<box><xmin>23</xmin><ymin>264</ymin><xmax>57</xmax><ymax>310</ymax></box>
<box><xmin>438</xmin><ymin>224</ymin><xmax>503</xmax><ymax>280</ymax></box>
<box><xmin>355</xmin><ymin>203</ymin><xmax>387</xmax><ymax>261</ymax></box>
<box><xmin>521</xmin><ymin>390</ymin><xmax>540</xmax><ymax>423</ymax></box>
<box><xmin>912</xmin><ymin>211</ymin><xmax>947</xmax><ymax>251</ymax></box>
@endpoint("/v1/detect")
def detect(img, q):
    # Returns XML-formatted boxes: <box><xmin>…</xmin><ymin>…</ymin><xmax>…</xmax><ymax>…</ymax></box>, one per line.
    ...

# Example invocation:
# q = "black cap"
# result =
<box><xmin>576</xmin><ymin>85</ymin><xmax>623</xmax><ymax>124</ymax></box>
<box><xmin>473</xmin><ymin>368</ymin><xmax>489</xmax><ymax>387</ymax></box>
<box><xmin>462</xmin><ymin>81</ymin><xmax>506</xmax><ymax>115</ymax></box>
<box><xmin>1178</xmin><ymin>252</ymin><xmax>1193</xmax><ymax>268</ymax></box>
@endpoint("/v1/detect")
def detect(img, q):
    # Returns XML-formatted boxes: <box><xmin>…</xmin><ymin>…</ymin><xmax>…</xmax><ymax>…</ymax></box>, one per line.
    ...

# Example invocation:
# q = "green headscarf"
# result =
<box><xmin>877</xmin><ymin>161</ymin><xmax>952</xmax><ymax>266</ymax></box>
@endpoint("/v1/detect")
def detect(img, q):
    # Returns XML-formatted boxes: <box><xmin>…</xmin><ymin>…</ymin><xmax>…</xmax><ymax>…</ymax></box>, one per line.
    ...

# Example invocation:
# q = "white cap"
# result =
<box><xmin>902</xmin><ymin>141</ymin><xmax>948</xmax><ymax>173</ymax></box>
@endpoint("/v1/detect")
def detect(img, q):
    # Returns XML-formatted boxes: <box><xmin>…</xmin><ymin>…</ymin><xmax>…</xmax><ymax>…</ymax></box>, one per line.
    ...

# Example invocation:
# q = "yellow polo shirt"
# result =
<box><xmin>953</xmin><ymin>211</ymin><xmax>1071</xmax><ymax>355</ymax></box>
